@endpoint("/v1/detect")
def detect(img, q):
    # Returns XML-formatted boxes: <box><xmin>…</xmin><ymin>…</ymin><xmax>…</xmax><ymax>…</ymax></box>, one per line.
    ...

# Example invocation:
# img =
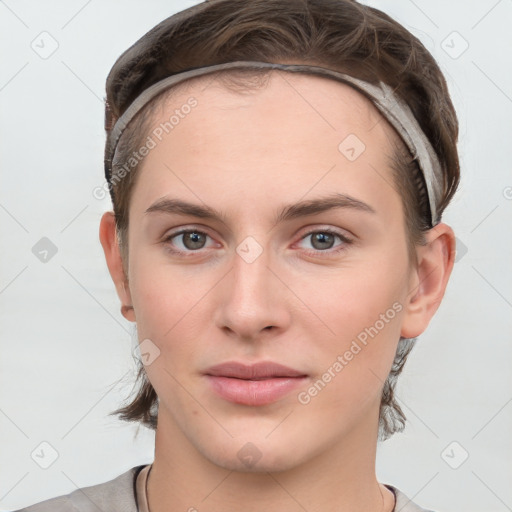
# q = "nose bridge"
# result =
<box><xmin>233</xmin><ymin>238</ymin><xmax>270</xmax><ymax>302</ymax></box>
<box><xmin>214</xmin><ymin>236</ymin><xmax>289</xmax><ymax>338</ymax></box>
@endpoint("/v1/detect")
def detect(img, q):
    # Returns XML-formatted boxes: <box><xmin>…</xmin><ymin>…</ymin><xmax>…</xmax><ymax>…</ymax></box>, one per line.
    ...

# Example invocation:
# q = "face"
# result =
<box><xmin>116</xmin><ymin>72</ymin><xmax>422</xmax><ymax>472</ymax></box>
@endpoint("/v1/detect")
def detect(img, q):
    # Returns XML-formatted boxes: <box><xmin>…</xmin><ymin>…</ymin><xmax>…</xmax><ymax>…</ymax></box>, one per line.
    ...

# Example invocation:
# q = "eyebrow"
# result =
<box><xmin>144</xmin><ymin>192</ymin><xmax>376</xmax><ymax>224</ymax></box>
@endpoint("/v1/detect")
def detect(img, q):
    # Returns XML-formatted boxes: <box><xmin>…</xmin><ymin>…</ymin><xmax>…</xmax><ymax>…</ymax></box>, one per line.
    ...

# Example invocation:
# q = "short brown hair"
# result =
<box><xmin>104</xmin><ymin>0</ymin><xmax>460</xmax><ymax>440</ymax></box>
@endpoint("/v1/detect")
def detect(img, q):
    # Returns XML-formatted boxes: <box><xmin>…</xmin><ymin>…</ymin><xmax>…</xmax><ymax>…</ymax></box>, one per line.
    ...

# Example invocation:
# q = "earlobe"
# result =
<box><xmin>98</xmin><ymin>211</ymin><xmax>136</xmax><ymax>323</ymax></box>
<box><xmin>400</xmin><ymin>223</ymin><xmax>456</xmax><ymax>339</ymax></box>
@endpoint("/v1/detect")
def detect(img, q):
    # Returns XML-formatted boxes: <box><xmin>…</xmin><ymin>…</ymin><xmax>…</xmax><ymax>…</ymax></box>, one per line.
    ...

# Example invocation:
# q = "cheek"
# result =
<box><xmin>294</xmin><ymin>257</ymin><xmax>407</xmax><ymax>408</ymax></box>
<box><xmin>297</xmin><ymin>306</ymin><xmax>402</xmax><ymax>427</ymax></box>
<box><xmin>128</xmin><ymin>251</ymin><xmax>215</xmax><ymax>359</ymax></box>
<box><xmin>300</xmin><ymin>259</ymin><xmax>406</xmax><ymax>345</ymax></box>
<box><xmin>128</xmin><ymin>261</ymin><xmax>211</xmax><ymax>410</ymax></box>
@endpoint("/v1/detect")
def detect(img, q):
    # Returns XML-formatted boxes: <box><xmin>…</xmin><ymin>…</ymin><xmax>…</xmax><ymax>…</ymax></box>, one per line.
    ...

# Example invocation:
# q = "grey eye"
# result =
<box><xmin>181</xmin><ymin>231</ymin><xmax>208</xmax><ymax>250</ymax></box>
<box><xmin>309</xmin><ymin>232</ymin><xmax>336</xmax><ymax>250</ymax></box>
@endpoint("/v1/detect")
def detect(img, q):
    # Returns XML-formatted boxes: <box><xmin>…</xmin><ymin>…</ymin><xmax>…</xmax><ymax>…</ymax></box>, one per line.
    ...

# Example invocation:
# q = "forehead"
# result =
<box><xmin>156</xmin><ymin>68</ymin><xmax>391</xmax><ymax>132</ymax></box>
<box><xmin>127</xmin><ymin>69</ymin><xmax>404</xmax><ymax>228</ymax></box>
<box><xmin>144</xmin><ymin>69</ymin><xmax>401</xmax><ymax>169</ymax></box>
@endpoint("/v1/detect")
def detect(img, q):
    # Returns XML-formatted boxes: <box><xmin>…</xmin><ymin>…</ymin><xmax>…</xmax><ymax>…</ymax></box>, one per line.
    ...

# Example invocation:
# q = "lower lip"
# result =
<box><xmin>205</xmin><ymin>375</ymin><xmax>308</xmax><ymax>406</ymax></box>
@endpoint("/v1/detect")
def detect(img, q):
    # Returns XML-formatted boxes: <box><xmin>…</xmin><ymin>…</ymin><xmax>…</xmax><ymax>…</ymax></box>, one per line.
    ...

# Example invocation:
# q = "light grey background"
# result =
<box><xmin>1</xmin><ymin>1</ymin><xmax>511</xmax><ymax>510</ymax></box>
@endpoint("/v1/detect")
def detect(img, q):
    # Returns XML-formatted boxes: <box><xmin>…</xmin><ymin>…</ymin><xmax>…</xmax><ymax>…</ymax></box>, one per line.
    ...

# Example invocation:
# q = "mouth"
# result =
<box><xmin>203</xmin><ymin>361</ymin><xmax>309</xmax><ymax>406</ymax></box>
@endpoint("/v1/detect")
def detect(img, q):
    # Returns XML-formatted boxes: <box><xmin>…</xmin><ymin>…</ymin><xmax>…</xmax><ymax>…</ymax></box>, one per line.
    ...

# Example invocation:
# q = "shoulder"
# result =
<box><xmin>386</xmin><ymin>484</ymin><xmax>438</xmax><ymax>512</ymax></box>
<box><xmin>12</xmin><ymin>465</ymin><xmax>146</xmax><ymax>512</ymax></box>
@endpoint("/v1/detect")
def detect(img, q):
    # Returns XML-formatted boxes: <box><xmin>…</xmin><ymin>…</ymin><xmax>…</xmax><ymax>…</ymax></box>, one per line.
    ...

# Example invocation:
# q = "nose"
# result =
<box><xmin>213</xmin><ymin>240</ymin><xmax>291</xmax><ymax>341</ymax></box>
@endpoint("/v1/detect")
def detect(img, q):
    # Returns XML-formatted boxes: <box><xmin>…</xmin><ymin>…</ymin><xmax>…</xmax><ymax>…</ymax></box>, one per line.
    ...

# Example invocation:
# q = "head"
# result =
<box><xmin>99</xmin><ymin>0</ymin><xmax>459</xmax><ymax>470</ymax></box>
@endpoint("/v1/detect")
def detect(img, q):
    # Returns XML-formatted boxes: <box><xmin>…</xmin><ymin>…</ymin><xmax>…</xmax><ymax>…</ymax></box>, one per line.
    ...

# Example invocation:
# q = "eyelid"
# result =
<box><xmin>162</xmin><ymin>224</ymin><xmax>216</xmax><ymax>240</ymax></box>
<box><xmin>294</xmin><ymin>226</ymin><xmax>353</xmax><ymax>254</ymax></box>
<box><xmin>299</xmin><ymin>222</ymin><xmax>351</xmax><ymax>233</ymax></box>
<box><xmin>295</xmin><ymin>224</ymin><xmax>354</xmax><ymax>243</ymax></box>
<box><xmin>162</xmin><ymin>226</ymin><xmax>220</xmax><ymax>253</ymax></box>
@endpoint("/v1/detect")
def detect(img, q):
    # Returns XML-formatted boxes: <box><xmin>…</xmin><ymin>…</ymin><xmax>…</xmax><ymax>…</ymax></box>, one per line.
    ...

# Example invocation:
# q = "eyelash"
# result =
<box><xmin>162</xmin><ymin>227</ymin><xmax>353</xmax><ymax>258</ymax></box>
<box><xmin>296</xmin><ymin>228</ymin><xmax>352</xmax><ymax>257</ymax></box>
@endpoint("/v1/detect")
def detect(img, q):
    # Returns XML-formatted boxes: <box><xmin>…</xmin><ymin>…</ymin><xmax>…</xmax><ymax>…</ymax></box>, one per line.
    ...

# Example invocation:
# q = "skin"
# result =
<box><xmin>100</xmin><ymin>71</ymin><xmax>455</xmax><ymax>512</ymax></box>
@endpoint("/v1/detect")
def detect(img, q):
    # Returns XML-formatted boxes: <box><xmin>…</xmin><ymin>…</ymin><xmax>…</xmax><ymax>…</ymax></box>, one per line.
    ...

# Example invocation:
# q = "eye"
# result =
<box><xmin>296</xmin><ymin>229</ymin><xmax>352</xmax><ymax>255</ymax></box>
<box><xmin>162</xmin><ymin>227</ymin><xmax>352</xmax><ymax>258</ymax></box>
<box><xmin>163</xmin><ymin>229</ymin><xmax>217</xmax><ymax>254</ymax></box>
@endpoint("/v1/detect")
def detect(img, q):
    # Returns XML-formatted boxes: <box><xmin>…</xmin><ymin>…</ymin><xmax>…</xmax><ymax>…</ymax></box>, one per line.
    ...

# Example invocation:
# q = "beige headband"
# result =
<box><xmin>105</xmin><ymin>60</ymin><xmax>443</xmax><ymax>226</ymax></box>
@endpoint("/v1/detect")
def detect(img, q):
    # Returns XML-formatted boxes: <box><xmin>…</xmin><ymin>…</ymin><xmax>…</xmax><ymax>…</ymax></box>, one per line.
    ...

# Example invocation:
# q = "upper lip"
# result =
<box><xmin>204</xmin><ymin>361</ymin><xmax>307</xmax><ymax>380</ymax></box>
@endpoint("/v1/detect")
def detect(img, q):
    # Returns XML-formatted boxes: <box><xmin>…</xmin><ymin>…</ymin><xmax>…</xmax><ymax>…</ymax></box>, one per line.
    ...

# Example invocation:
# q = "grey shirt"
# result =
<box><xmin>13</xmin><ymin>464</ymin><xmax>435</xmax><ymax>512</ymax></box>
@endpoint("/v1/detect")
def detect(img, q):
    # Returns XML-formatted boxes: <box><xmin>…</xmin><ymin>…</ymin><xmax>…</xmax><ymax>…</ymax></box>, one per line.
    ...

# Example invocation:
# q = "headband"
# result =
<box><xmin>104</xmin><ymin>60</ymin><xmax>443</xmax><ymax>226</ymax></box>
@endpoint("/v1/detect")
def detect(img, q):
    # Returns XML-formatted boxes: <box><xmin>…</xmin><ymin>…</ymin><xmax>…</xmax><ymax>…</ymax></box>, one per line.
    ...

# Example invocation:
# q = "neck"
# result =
<box><xmin>146</xmin><ymin>407</ymin><xmax>395</xmax><ymax>512</ymax></box>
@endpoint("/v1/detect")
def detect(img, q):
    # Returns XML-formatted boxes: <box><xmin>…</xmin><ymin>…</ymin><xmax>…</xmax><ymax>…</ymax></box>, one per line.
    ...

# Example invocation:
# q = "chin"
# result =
<box><xmin>197</xmin><ymin>433</ymin><xmax>311</xmax><ymax>474</ymax></box>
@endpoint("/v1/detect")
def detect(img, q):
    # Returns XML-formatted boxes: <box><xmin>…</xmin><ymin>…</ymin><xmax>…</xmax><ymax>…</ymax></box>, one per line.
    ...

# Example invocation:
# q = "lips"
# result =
<box><xmin>205</xmin><ymin>361</ymin><xmax>307</xmax><ymax>379</ymax></box>
<box><xmin>204</xmin><ymin>361</ymin><xmax>308</xmax><ymax>406</ymax></box>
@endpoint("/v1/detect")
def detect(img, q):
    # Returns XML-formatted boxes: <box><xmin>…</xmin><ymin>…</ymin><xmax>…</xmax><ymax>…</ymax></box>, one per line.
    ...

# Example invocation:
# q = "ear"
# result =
<box><xmin>99</xmin><ymin>211</ymin><xmax>136</xmax><ymax>322</ymax></box>
<box><xmin>400</xmin><ymin>222</ymin><xmax>456</xmax><ymax>339</ymax></box>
